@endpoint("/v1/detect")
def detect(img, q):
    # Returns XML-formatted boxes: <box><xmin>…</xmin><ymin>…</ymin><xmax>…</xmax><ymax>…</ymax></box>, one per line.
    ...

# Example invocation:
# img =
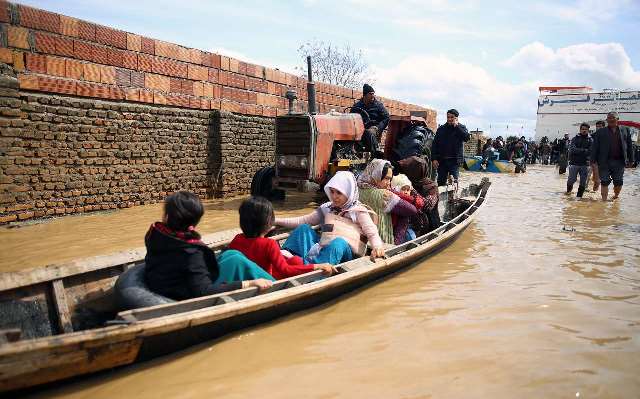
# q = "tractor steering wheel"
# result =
<box><xmin>345</xmin><ymin>106</ymin><xmax>371</xmax><ymax>127</ymax></box>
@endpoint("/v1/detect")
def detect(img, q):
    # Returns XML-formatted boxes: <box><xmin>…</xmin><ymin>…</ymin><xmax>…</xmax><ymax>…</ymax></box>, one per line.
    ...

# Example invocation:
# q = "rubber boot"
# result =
<box><xmin>577</xmin><ymin>186</ymin><xmax>585</xmax><ymax>198</ymax></box>
<box><xmin>566</xmin><ymin>183</ymin><xmax>573</xmax><ymax>194</ymax></box>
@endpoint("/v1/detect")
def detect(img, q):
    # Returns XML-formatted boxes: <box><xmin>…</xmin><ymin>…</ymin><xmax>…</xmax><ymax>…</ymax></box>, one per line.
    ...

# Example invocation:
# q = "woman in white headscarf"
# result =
<box><xmin>275</xmin><ymin>171</ymin><xmax>385</xmax><ymax>263</ymax></box>
<box><xmin>357</xmin><ymin>159</ymin><xmax>418</xmax><ymax>244</ymax></box>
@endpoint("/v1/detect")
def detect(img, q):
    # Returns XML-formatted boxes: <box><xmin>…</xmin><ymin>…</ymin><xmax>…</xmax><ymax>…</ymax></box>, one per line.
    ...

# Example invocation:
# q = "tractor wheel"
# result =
<box><xmin>250</xmin><ymin>166</ymin><xmax>285</xmax><ymax>200</ymax></box>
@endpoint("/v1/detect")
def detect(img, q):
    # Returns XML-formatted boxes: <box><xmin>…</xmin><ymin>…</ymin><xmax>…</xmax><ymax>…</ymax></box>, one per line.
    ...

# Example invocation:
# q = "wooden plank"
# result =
<box><xmin>51</xmin><ymin>280</ymin><xmax>74</xmax><ymax>334</ymax></box>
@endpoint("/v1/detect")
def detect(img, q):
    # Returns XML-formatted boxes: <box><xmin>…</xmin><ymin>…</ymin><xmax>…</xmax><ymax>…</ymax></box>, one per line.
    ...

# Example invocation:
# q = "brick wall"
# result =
<box><xmin>464</xmin><ymin>130</ymin><xmax>487</xmax><ymax>157</ymax></box>
<box><xmin>0</xmin><ymin>1</ymin><xmax>438</xmax><ymax>224</ymax></box>
<box><xmin>0</xmin><ymin>1</ymin><xmax>435</xmax><ymax>125</ymax></box>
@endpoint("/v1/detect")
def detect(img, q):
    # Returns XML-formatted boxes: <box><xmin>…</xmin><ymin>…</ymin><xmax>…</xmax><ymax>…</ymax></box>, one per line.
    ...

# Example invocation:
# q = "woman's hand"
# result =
<box><xmin>243</xmin><ymin>278</ymin><xmax>273</xmax><ymax>291</ymax></box>
<box><xmin>313</xmin><ymin>263</ymin><xmax>336</xmax><ymax>276</ymax></box>
<box><xmin>370</xmin><ymin>247</ymin><xmax>386</xmax><ymax>261</ymax></box>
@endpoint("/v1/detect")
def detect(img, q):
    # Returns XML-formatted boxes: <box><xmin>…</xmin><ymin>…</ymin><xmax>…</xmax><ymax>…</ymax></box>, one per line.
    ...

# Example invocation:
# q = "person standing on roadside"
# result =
<box><xmin>431</xmin><ymin>109</ymin><xmax>470</xmax><ymax>186</ymax></box>
<box><xmin>590</xmin><ymin>112</ymin><xmax>635</xmax><ymax>201</ymax></box>
<box><xmin>566</xmin><ymin>123</ymin><xmax>592</xmax><ymax>197</ymax></box>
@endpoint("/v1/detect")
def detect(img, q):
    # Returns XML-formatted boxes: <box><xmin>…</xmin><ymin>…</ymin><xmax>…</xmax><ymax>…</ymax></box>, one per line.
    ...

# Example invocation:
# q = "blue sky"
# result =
<box><xmin>21</xmin><ymin>0</ymin><xmax>640</xmax><ymax>138</ymax></box>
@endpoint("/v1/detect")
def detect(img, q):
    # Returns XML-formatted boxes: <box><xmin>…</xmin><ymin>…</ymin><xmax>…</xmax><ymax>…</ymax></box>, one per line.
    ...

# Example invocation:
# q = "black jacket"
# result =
<box><xmin>144</xmin><ymin>225</ymin><xmax>241</xmax><ymax>300</ymax></box>
<box><xmin>431</xmin><ymin>123</ymin><xmax>470</xmax><ymax>164</ymax></box>
<box><xmin>568</xmin><ymin>134</ymin><xmax>592</xmax><ymax>166</ymax></box>
<box><xmin>590</xmin><ymin>126</ymin><xmax>635</xmax><ymax>166</ymax></box>
<box><xmin>351</xmin><ymin>98</ymin><xmax>390</xmax><ymax>132</ymax></box>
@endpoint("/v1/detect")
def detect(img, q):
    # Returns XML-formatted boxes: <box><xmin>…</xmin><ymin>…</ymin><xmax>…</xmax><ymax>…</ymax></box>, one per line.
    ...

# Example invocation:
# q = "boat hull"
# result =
<box><xmin>464</xmin><ymin>156</ymin><xmax>515</xmax><ymax>173</ymax></box>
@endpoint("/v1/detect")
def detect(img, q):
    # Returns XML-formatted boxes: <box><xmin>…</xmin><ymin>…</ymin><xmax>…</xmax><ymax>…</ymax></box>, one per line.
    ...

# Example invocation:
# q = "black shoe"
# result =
<box><xmin>566</xmin><ymin>183</ymin><xmax>573</xmax><ymax>194</ymax></box>
<box><xmin>577</xmin><ymin>186</ymin><xmax>585</xmax><ymax>197</ymax></box>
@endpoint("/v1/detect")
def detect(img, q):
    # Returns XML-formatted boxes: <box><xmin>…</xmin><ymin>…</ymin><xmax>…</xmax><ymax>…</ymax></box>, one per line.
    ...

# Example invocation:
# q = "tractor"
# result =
<box><xmin>251</xmin><ymin>57</ymin><xmax>434</xmax><ymax>200</ymax></box>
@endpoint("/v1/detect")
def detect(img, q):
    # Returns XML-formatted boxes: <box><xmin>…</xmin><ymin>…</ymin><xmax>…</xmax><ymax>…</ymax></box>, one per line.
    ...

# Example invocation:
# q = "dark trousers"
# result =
<box><xmin>437</xmin><ymin>160</ymin><xmax>459</xmax><ymax>186</ymax></box>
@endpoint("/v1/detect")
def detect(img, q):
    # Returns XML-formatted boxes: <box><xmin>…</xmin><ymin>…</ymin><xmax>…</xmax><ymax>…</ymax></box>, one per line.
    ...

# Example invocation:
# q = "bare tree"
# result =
<box><xmin>296</xmin><ymin>39</ymin><xmax>374</xmax><ymax>90</ymax></box>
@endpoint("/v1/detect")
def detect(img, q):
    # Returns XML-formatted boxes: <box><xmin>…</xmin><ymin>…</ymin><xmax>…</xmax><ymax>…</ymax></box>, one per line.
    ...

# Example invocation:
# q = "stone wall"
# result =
<box><xmin>464</xmin><ymin>130</ymin><xmax>487</xmax><ymax>157</ymax></box>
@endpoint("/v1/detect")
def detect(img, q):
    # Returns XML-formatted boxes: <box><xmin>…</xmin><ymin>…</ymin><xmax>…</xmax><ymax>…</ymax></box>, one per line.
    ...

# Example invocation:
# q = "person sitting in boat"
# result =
<box><xmin>229</xmin><ymin>196</ymin><xmax>335</xmax><ymax>279</ymax></box>
<box><xmin>397</xmin><ymin>156</ymin><xmax>441</xmax><ymax>235</ymax></box>
<box><xmin>357</xmin><ymin>159</ymin><xmax>418</xmax><ymax>245</ymax></box>
<box><xmin>390</xmin><ymin>174</ymin><xmax>423</xmax><ymax>244</ymax></box>
<box><xmin>275</xmin><ymin>171</ymin><xmax>386</xmax><ymax>263</ymax></box>
<box><xmin>144</xmin><ymin>191</ymin><xmax>273</xmax><ymax>300</ymax></box>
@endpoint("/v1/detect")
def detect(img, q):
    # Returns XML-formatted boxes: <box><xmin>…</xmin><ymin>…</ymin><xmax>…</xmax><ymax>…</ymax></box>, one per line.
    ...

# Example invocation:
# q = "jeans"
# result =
<box><xmin>567</xmin><ymin>165</ymin><xmax>589</xmax><ymax>188</ymax></box>
<box><xmin>282</xmin><ymin>224</ymin><xmax>353</xmax><ymax>265</ymax></box>
<box><xmin>437</xmin><ymin>160</ymin><xmax>460</xmax><ymax>186</ymax></box>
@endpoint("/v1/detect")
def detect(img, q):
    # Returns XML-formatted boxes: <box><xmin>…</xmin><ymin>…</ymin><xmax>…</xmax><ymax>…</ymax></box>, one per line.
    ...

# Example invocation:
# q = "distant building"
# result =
<box><xmin>535</xmin><ymin>86</ymin><xmax>640</xmax><ymax>141</ymax></box>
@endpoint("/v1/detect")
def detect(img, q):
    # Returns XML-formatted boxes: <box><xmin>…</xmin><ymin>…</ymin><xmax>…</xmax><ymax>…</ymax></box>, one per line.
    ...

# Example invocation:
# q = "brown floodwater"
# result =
<box><xmin>6</xmin><ymin>165</ymin><xmax>640</xmax><ymax>398</ymax></box>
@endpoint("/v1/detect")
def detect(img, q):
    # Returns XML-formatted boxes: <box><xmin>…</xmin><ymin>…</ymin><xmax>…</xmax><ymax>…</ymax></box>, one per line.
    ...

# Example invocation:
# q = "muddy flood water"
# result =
<box><xmin>4</xmin><ymin>165</ymin><xmax>640</xmax><ymax>398</ymax></box>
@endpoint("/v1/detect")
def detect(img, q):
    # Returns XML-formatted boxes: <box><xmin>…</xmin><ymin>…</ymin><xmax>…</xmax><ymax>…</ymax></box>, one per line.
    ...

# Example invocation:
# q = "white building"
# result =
<box><xmin>535</xmin><ymin>86</ymin><xmax>640</xmax><ymax>141</ymax></box>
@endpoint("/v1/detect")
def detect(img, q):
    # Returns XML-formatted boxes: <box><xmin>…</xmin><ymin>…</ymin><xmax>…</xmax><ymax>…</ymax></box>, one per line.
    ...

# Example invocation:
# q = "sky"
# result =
<box><xmin>21</xmin><ymin>0</ymin><xmax>640</xmax><ymax>138</ymax></box>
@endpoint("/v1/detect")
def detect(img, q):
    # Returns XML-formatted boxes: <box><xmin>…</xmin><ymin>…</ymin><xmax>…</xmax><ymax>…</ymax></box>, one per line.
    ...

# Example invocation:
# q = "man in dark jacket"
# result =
<box><xmin>557</xmin><ymin>133</ymin><xmax>570</xmax><ymax>174</ymax></box>
<box><xmin>351</xmin><ymin>83</ymin><xmax>389</xmax><ymax>156</ymax></box>
<box><xmin>591</xmin><ymin>111</ymin><xmax>635</xmax><ymax>201</ymax></box>
<box><xmin>566</xmin><ymin>122</ymin><xmax>592</xmax><ymax>197</ymax></box>
<box><xmin>431</xmin><ymin>109</ymin><xmax>470</xmax><ymax>185</ymax></box>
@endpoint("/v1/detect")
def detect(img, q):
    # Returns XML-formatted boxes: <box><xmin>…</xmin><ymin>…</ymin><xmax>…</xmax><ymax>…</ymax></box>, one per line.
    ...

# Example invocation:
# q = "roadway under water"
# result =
<box><xmin>6</xmin><ymin>165</ymin><xmax>640</xmax><ymax>398</ymax></box>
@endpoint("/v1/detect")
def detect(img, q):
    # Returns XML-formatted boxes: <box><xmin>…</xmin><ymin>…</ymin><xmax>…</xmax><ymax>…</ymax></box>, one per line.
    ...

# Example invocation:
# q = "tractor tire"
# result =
<box><xmin>250</xmin><ymin>166</ymin><xmax>285</xmax><ymax>200</ymax></box>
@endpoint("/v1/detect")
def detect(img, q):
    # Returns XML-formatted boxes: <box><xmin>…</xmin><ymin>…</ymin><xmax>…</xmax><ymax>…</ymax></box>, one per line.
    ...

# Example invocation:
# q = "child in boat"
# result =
<box><xmin>228</xmin><ymin>196</ymin><xmax>335</xmax><ymax>279</ymax></box>
<box><xmin>144</xmin><ymin>191</ymin><xmax>274</xmax><ymax>300</ymax></box>
<box><xmin>390</xmin><ymin>174</ymin><xmax>425</xmax><ymax>244</ymax></box>
<box><xmin>275</xmin><ymin>171</ymin><xmax>386</xmax><ymax>262</ymax></box>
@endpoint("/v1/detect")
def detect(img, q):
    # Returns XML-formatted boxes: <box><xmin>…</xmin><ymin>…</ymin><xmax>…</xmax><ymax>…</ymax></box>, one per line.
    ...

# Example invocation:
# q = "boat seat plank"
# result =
<box><xmin>51</xmin><ymin>280</ymin><xmax>74</xmax><ymax>334</ymax></box>
<box><xmin>0</xmin><ymin>329</ymin><xmax>21</xmax><ymax>344</ymax></box>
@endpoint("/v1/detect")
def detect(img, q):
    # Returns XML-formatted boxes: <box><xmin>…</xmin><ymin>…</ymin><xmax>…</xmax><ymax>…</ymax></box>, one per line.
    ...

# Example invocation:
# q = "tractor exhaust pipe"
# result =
<box><xmin>306</xmin><ymin>56</ymin><xmax>317</xmax><ymax>115</ymax></box>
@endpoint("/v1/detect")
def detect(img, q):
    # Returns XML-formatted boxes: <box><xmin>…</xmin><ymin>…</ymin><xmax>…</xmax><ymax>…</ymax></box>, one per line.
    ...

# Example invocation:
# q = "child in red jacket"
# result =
<box><xmin>390</xmin><ymin>174</ymin><xmax>425</xmax><ymax>244</ymax></box>
<box><xmin>228</xmin><ymin>196</ymin><xmax>334</xmax><ymax>280</ymax></box>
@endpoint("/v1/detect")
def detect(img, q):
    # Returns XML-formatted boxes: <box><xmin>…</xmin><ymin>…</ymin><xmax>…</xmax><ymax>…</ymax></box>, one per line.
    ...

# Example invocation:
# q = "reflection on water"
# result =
<box><xmin>7</xmin><ymin>165</ymin><xmax>640</xmax><ymax>398</ymax></box>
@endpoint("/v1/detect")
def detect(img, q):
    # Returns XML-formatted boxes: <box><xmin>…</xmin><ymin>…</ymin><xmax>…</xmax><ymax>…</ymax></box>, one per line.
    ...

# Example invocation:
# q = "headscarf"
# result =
<box><xmin>357</xmin><ymin>159</ymin><xmax>391</xmax><ymax>190</ymax></box>
<box><xmin>391</xmin><ymin>174</ymin><xmax>412</xmax><ymax>192</ymax></box>
<box><xmin>398</xmin><ymin>156</ymin><xmax>438</xmax><ymax>196</ymax></box>
<box><xmin>323</xmin><ymin>171</ymin><xmax>359</xmax><ymax>211</ymax></box>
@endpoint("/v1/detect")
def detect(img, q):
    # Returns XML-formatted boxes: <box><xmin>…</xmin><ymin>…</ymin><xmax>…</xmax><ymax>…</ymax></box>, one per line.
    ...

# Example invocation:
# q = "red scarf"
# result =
<box><xmin>147</xmin><ymin>222</ymin><xmax>204</xmax><ymax>244</ymax></box>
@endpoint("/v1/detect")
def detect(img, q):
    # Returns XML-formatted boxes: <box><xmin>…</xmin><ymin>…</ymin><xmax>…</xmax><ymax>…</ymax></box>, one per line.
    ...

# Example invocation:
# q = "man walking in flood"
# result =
<box><xmin>591</xmin><ymin>112</ymin><xmax>635</xmax><ymax>201</ymax></box>
<box><xmin>350</xmin><ymin>84</ymin><xmax>389</xmax><ymax>157</ymax></box>
<box><xmin>566</xmin><ymin>123</ymin><xmax>592</xmax><ymax>197</ymax></box>
<box><xmin>431</xmin><ymin>109</ymin><xmax>470</xmax><ymax>186</ymax></box>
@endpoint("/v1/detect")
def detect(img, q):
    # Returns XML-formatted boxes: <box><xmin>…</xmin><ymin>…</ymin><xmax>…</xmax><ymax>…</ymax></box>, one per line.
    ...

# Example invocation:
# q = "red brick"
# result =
<box><xmin>153</xmin><ymin>91</ymin><xmax>166</xmax><ymax>105</ymax></box>
<box><xmin>109</xmin><ymin>86</ymin><xmax>125</xmax><ymax>100</ymax></box>
<box><xmin>124</xmin><ymin>88</ymin><xmax>140</xmax><ymax>101</ymax></box>
<box><xmin>55</xmin><ymin>36</ymin><xmax>75</xmax><ymax>57</ymax></box>
<box><xmin>137</xmin><ymin>53</ymin><xmax>153</xmax><ymax>72</ymax></box>
<box><xmin>100</xmin><ymin>66</ymin><xmax>116</xmax><ymax>84</ymax></box>
<box><xmin>60</xmin><ymin>15</ymin><xmax>78</xmax><ymax>37</ymax></box>
<box><xmin>77</xmin><ymin>20</ymin><xmax>96</xmax><ymax>41</ymax></box>
<box><xmin>46</xmin><ymin>56</ymin><xmax>65</xmax><ymax>77</ymax></box>
<box><xmin>189</xmin><ymin>97</ymin><xmax>203</xmax><ymax>109</ymax></box>
<box><xmin>145</xmin><ymin>73</ymin><xmax>170</xmax><ymax>92</ymax></box>
<box><xmin>19</xmin><ymin>5</ymin><xmax>60</xmax><ymax>33</ymax></box>
<box><xmin>247</xmin><ymin>91</ymin><xmax>257</xmax><ymax>104</ymax></box>
<box><xmin>139</xmin><ymin>89</ymin><xmax>153</xmax><ymax>103</ymax></box>
<box><xmin>208</xmin><ymin>68</ymin><xmax>219</xmax><ymax>83</ymax></box>
<box><xmin>238</xmin><ymin>61</ymin><xmax>247</xmax><ymax>75</ymax></box>
<box><xmin>25</xmin><ymin>53</ymin><xmax>47</xmax><ymax>74</ymax></box>
<box><xmin>107</xmin><ymin>48</ymin><xmax>125</xmax><ymax>67</ymax></box>
<box><xmin>202</xmin><ymin>82</ymin><xmax>214</xmax><ymax>98</ymax></box>
<box><xmin>38</xmin><ymin>76</ymin><xmax>76</xmax><ymax>95</ymax></box>
<box><xmin>218</xmin><ymin>71</ymin><xmax>228</xmax><ymax>86</ymax></box>
<box><xmin>8</xmin><ymin>26</ymin><xmax>30</xmax><ymax>49</ymax></box>
<box><xmin>73</xmin><ymin>40</ymin><xmax>93</xmax><ymax>61</ymax></box>
<box><xmin>213</xmin><ymin>84</ymin><xmax>221</xmax><ymax>99</ymax></box>
<box><xmin>77</xmin><ymin>82</ymin><xmax>104</xmax><ymax>98</ymax></box>
<box><xmin>130</xmin><ymin>71</ymin><xmax>144</xmax><ymax>88</ymax></box>
<box><xmin>166</xmin><ymin>93</ymin><xmax>190</xmax><ymax>107</ymax></box>
<box><xmin>188</xmin><ymin>64</ymin><xmax>208</xmax><ymax>81</ymax></box>
<box><xmin>122</xmin><ymin>51</ymin><xmax>137</xmax><ymax>70</ymax></box>
<box><xmin>0</xmin><ymin>0</ymin><xmax>9</xmax><ymax>23</ymax></box>
<box><xmin>228</xmin><ymin>58</ymin><xmax>239</xmax><ymax>73</ymax></box>
<box><xmin>220</xmin><ymin>56</ymin><xmax>230</xmax><ymax>71</ymax></box>
<box><xmin>245</xmin><ymin>63</ymin><xmax>256</xmax><ymax>77</ymax></box>
<box><xmin>141</xmin><ymin>37</ymin><xmax>154</xmax><ymax>54</ymax></box>
<box><xmin>12</xmin><ymin>51</ymin><xmax>25</xmax><ymax>72</ymax></box>
<box><xmin>18</xmin><ymin>73</ymin><xmax>39</xmax><ymax>90</ymax></box>
<box><xmin>126</xmin><ymin>33</ymin><xmax>141</xmax><ymax>52</ymax></box>
<box><xmin>65</xmin><ymin>59</ymin><xmax>83</xmax><ymax>80</ymax></box>
<box><xmin>188</xmin><ymin>49</ymin><xmax>202</xmax><ymax>65</ymax></box>
<box><xmin>115</xmin><ymin>68</ymin><xmax>131</xmax><ymax>86</ymax></box>
<box><xmin>34</xmin><ymin>32</ymin><xmax>55</xmax><ymax>54</ymax></box>
<box><xmin>211</xmin><ymin>99</ymin><xmax>221</xmax><ymax>110</ymax></box>
<box><xmin>169</xmin><ymin>77</ymin><xmax>182</xmax><ymax>93</ymax></box>
<box><xmin>96</xmin><ymin>25</ymin><xmax>127</xmax><ymax>49</ymax></box>
<box><xmin>92</xmin><ymin>45</ymin><xmax>109</xmax><ymax>65</ymax></box>
<box><xmin>0</xmin><ymin>48</ymin><xmax>11</xmax><ymax>64</ymax></box>
<box><xmin>83</xmin><ymin>63</ymin><xmax>100</xmax><ymax>82</ymax></box>
<box><xmin>191</xmin><ymin>81</ymin><xmax>203</xmax><ymax>97</ymax></box>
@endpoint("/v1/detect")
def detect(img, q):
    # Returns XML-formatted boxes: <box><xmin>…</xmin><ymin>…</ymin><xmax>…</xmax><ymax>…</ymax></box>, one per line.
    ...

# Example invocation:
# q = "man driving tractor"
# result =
<box><xmin>350</xmin><ymin>83</ymin><xmax>390</xmax><ymax>157</ymax></box>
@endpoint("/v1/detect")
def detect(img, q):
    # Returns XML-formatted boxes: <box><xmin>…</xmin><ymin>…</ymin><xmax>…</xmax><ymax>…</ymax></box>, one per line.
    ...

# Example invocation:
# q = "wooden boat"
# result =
<box><xmin>0</xmin><ymin>178</ymin><xmax>490</xmax><ymax>393</ymax></box>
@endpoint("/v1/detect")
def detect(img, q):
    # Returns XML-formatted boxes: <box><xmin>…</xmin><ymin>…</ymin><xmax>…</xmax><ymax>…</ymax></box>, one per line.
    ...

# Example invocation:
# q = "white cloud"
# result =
<box><xmin>504</xmin><ymin>42</ymin><xmax>640</xmax><ymax>89</ymax></box>
<box><xmin>532</xmin><ymin>0</ymin><xmax>633</xmax><ymax>25</ymax></box>
<box><xmin>373</xmin><ymin>54</ymin><xmax>538</xmax><ymax>136</ymax></box>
